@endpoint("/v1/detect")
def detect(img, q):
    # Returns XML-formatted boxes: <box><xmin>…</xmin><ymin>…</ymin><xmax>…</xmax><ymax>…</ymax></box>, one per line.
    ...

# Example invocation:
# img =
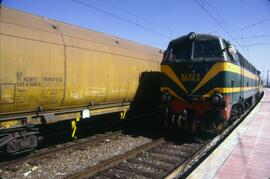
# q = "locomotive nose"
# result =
<box><xmin>161</xmin><ymin>61</ymin><xmax>215</xmax><ymax>102</ymax></box>
<box><xmin>174</xmin><ymin>62</ymin><xmax>214</xmax><ymax>98</ymax></box>
<box><xmin>177</xmin><ymin>63</ymin><xmax>207</xmax><ymax>94</ymax></box>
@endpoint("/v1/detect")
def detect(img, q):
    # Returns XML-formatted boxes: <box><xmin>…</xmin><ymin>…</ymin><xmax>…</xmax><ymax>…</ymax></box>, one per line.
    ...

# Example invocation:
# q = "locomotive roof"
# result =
<box><xmin>170</xmin><ymin>33</ymin><xmax>220</xmax><ymax>45</ymax></box>
<box><xmin>169</xmin><ymin>33</ymin><xmax>261</xmax><ymax>75</ymax></box>
<box><xmin>0</xmin><ymin>6</ymin><xmax>162</xmax><ymax>54</ymax></box>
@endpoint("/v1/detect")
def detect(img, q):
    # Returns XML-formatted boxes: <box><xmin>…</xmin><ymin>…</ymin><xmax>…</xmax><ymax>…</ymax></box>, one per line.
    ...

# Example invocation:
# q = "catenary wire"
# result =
<box><xmin>70</xmin><ymin>0</ymin><xmax>171</xmax><ymax>39</ymax></box>
<box><xmin>92</xmin><ymin>0</ymin><xmax>176</xmax><ymax>37</ymax></box>
<box><xmin>193</xmin><ymin>0</ymin><xmax>249</xmax><ymax>54</ymax></box>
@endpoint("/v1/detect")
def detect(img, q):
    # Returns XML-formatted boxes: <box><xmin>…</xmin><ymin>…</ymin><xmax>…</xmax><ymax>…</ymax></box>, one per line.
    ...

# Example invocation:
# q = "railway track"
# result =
<box><xmin>67</xmin><ymin>137</ymin><xmax>207</xmax><ymax>179</ymax></box>
<box><xmin>67</xmin><ymin>103</ymin><xmax>257</xmax><ymax>179</ymax></box>
<box><xmin>0</xmin><ymin>101</ymin><xmax>259</xmax><ymax>178</ymax></box>
<box><xmin>0</xmin><ymin>112</ymin><xmax>156</xmax><ymax>168</ymax></box>
<box><xmin>0</xmin><ymin>130</ymin><xmax>123</xmax><ymax>170</ymax></box>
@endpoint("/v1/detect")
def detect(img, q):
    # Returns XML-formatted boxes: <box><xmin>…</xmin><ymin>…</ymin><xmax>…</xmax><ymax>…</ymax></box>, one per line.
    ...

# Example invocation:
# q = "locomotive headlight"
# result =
<box><xmin>188</xmin><ymin>32</ymin><xmax>196</xmax><ymax>40</ymax></box>
<box><xmin>161</xmin><ymin>92</ymin><xmax>171</xmax><ymax>103</ymax></box>
<box><xmin>210</xmin><ymin>93</ymin><xmax>223</xmax><ymax>105</ymax></box>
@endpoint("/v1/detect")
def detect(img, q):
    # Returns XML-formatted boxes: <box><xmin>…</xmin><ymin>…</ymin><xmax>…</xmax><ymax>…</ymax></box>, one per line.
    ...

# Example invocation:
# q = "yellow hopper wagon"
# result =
<box><xmin>0</xmin><ymin>6</ymin><xmax>162</xmax><ymax>154</ymax></box>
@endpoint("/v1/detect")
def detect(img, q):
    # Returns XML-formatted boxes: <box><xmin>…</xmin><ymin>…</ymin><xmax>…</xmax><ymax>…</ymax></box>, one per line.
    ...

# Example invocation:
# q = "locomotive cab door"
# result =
<box><xmin>240</xmin><ymin>62</ymin><xmax>244</xmax><ymax>101</ymax></box>
<box><xmin>226</xmin><ymin>44</ymin><xmax>242</xmax><ymax>104</ymax></box>
<box><xmin>237</xmin><ymin>53</ymin><xmax>245</xmax><ymax>101</ymax></box>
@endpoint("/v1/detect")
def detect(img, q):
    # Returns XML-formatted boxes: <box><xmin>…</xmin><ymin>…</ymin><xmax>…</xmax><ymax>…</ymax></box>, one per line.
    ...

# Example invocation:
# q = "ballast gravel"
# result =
<box><xmin>0</xmin><ymin>135</ymin><xmax>152</xmax><ymax>179</ymax></box>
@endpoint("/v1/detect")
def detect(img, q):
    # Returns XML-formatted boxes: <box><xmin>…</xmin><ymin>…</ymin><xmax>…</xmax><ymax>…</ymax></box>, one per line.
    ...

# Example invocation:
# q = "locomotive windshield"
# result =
<box><xmin>164</xmin><ymin>35</ymin><xmax>223</xmax><ymax>62</ymax></box>
<box><xmin>194</xmin><ymin>39</ymin><xmax>222</xmax><ymax>59</ymax></box>
<box><xmin>166</xmin><ymin>39</ymin><xmax>192</xmax><ymax>62</ymax></box>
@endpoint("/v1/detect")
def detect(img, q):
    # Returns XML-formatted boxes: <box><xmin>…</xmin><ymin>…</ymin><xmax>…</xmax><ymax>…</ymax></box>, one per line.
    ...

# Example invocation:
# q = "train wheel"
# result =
<box><xmin>244</xmin><ymin>102</ymin><xmax>250</xmax><ymax>110</ymax></box>
<box><xmin>230</xmin><ymin>105</ymin><xmax>238</xmax><ymax>121</ymax></box>
<box><xmin>216</xmin><ymin>121</ymin><xmax>225</xmax><ymax>134</ymax></box>
<box><xmin>176</xmin><ymin>110</ymin><xmax>187</xmax><ymax>129</ymax></box>
<box><xmin>191</xmin><ymin>118</ymin><xmax>197</xmax><ymax>133</ymax></box>
<box><xmin>208</xmin><ymin>120</ymin><xmax>224</xmax><ymax>134</ymax></box>
<box><xmin>3</xmin><ymin>132</ymin><xmax>38</xmax><ymax>154</ymax></box>
<box><xmin>163</xmin><ymin>107</ymin><xmax>173</xmax><ymax>129</ymax></box>
<box><xmin>239</xmin><ymin>103</ymin><xmax>245</xmax><ymax>114</ymax></box>
<box><xmin>208</xmin><ymin>121</ymin><xmax>216</xmax><ymax>134</ymax></box>
<box><xmin>176</xmin><ymin>114</ymin><xmax>183</xmax><ymax>128</ymax></box>
<box><xmin>197</xmin><ymin>119</ymin><xmax>206</xmax><ymax>132</ymax></box>
<box><xmin>234</xmin><ymin>104</ymin><xmax>243</xmax><ymax>118</ymax></box>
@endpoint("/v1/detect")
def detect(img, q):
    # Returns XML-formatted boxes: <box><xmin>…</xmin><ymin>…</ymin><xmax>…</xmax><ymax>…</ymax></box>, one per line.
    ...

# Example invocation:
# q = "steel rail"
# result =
<box><xmin>67</xmin><ymin>138</ymin><xmax>165</xmax><ymax>179</ymax></box>
<box><xmin>0</xmin><ymin>130</ymin><xmax>123</xmax><ymax>169</ymax></box>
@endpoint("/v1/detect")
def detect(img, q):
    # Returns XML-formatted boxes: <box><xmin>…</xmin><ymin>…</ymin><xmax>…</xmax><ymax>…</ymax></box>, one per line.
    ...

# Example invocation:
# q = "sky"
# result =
<box><xmin>1</xmin><ymin>0</ymin><xmax>270</xmax><ymax>82</ymax></box>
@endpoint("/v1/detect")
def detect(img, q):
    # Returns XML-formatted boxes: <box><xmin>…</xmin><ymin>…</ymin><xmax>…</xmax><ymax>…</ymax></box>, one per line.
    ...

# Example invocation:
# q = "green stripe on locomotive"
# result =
<box><xmin>161</xmin><ymin>61</ymin><xmax>260</xmax><ymax>106</ymax></box>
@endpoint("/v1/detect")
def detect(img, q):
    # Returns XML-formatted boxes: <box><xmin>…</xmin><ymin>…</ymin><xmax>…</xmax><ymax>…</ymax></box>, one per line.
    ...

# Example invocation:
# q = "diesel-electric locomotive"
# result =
<box><xmin>161</xmin><ymin>33</ymin><xmax>263</xmax><ymax>132</ymax></box>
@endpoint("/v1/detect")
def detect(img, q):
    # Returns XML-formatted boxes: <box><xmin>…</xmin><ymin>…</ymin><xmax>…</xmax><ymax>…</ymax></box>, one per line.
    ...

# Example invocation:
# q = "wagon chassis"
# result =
<box><xmin>0</xmin><ymin>101</ymin><xmax>130</xmax><ymax>154</ymax></box>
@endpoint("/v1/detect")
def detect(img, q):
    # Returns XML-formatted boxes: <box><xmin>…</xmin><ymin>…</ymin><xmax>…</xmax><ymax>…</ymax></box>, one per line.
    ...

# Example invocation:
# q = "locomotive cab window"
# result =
<box><xmin>193</xmin><ymin>39</ymin><xmax>222</xmax><ymax>60</ymax></box>
<box><xmin>163</xmin><ymin>35</ymin><xmax>224</xmax><ymax>62</ymax></box>
<box><xmin>165</xmin><ymin>39</ymin><xmax>192</xmax><ymax>62</ymax></box>
<box><xmin>223</xmin><ymin>40</ymin><xmax>239</xmax><ymax>63</ymax></box>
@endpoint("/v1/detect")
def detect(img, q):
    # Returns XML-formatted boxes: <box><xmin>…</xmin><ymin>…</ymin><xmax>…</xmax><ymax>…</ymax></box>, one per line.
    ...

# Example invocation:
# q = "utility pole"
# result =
<box><xmin>267</xmin><ymin>70</ymin><xmax>269</xmax><ymax>88</ymax></box>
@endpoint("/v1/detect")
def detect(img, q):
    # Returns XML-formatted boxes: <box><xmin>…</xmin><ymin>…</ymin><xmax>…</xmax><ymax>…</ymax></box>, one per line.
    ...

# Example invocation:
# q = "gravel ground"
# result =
<box><xmin>134</xmin><ymin>156</ymin><xmax>174</xmax><ymax>169</ymax></box>
<box><xmin>102</xmin><ymin>168</ymin><xmax>149</xmax><ymax>179</ymax></box>
<box><xmin>0</xmin><ymin>135</ymin><xmax>152</xmax><ymax>179</ymax></box>
<box><xmin>122</xmin><ymin>161</ymin><xmax>166</xmax><ymax>176</ymax></box>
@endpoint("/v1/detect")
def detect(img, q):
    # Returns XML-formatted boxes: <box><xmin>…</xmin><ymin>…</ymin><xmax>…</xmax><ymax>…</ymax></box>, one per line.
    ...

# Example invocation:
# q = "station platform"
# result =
<box><xmin>188</xmin><ymin>88</ymin><xmax>270</xmax><ymax>179</ymax></box>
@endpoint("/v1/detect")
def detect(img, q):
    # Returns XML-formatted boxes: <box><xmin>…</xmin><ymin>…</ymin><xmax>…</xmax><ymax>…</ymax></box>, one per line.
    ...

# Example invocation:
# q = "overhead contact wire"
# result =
<box><xmin>70</xmin><ymin>0</ymin><xmax>171</xmax><ymax>40</ymax></box>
